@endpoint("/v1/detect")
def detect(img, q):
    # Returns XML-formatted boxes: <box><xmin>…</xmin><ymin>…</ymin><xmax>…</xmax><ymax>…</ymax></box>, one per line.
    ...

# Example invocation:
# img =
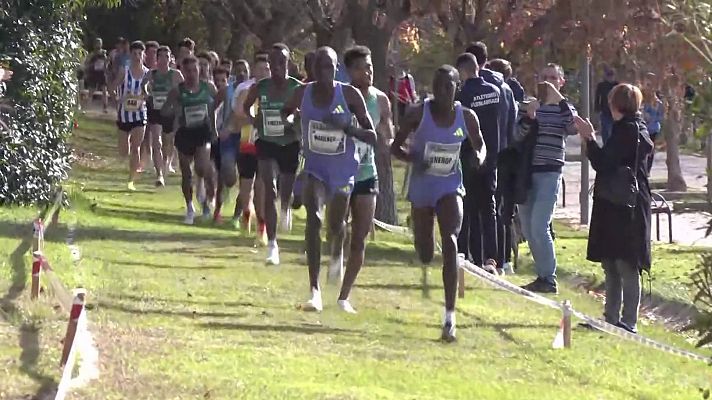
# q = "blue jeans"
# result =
<box><xmin>600</xmin><ymin>113</ymin><xmax>613</xmax><ymax>144</ymax></box>
<box><xmin>518</xmin><ymin>171</ymin><xmax>561</xmax><ymax>284</ymax></box>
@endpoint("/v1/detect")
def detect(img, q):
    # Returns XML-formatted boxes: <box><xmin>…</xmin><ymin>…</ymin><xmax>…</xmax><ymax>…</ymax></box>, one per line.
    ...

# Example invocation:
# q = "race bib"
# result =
<box><xmin>423</xmin><ymin>142</ymin><xmax>461</xmax><ymax>177</ymax></box>
<box><xmin>185</xmin><ymin>104</ymin><xmax>208</xmax><ymax>128</ymax></box>
<box><xmin>262</xmin><ymin>109</ymin><xmax>284</xmax><ymax>137</ymax></box>
<box><xmin>308</xmin><ymin>120</ymin><xmax>345</xmax><ymax>155</ymax></box>
<box><xmin>152</xmin><ymin>93</ymin><xmax>168</xmax><ymax>110</ymax></box>
<box><xmin>123</xmin><ymin>95</ymin><xmax>142</xmax><ymax>112</ymax></box>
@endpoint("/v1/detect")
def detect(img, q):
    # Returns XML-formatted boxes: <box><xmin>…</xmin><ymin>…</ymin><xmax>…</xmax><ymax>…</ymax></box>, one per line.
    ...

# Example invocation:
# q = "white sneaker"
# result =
<box><xmin>279</xmin><ymin>208</ymin><xmax>292</xmax><ymax>232</ymax></box>
<box><xmin>184</xmin><ymin>209</ymin><xmax>195</xmax><ymax>225</ymax></box>
<box><xmin>266</xmin><ymin>241</ymin><xmax>280</xmax><ymax>265</ymax></box>
<box><xmin>327</xmin><ymin>254</ymin><xmax>344</xmax><ymax>285</ymax></box>
<box><xmin>300</xmin><ymin>289</ymin><xmax>322</xmax><ymax>312</ymax></box>
<box><xmin>503</xmin><ymin>262</ymin><xmax>515</xmax><ymax>275</ymax></box>
<box><xmin>168</xmin><ymin>164</ymin><xmax>176</xmax><ymax>174</ymax></box>
<box><xmin>337</xmin><ymin>299</ymin><xmax>357</xmax><ymax>314</ymax></box>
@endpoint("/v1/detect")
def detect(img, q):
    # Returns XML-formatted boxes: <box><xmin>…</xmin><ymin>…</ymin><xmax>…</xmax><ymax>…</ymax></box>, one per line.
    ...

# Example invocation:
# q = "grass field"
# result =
<box><xmin>1</xmin><ymin>115</ymin><xmax>711</xmax><ymax>400</ymax></box>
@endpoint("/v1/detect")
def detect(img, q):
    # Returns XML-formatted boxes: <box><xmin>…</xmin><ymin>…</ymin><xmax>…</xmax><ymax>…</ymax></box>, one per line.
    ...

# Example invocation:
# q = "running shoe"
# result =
<box><xmin>201</xmin><ymin>201</ymin><xmax>212</xmax><ymax>220</ymax></box>
<box><xmin>440</xmin><ymin>321</ymin><xmax>457</xmax><ymax>343</ymax></box>
<box><xmin>327</xmin><ymin>254</ymin><xmax>344</xmax><ymax>285</ymax></box>
<box><xmin>127</xmin><ymin>181</ymin><xmax>136</xmax><ymax>191</ymax></box>
<box><xmin>266</xmin><ymin>241</ymin><xmax>280</xmax><ymax>265</ymax></box>
<box><xmin>337</xmin><ymin>299</ymin><xmax>357</xmax><ymax>314</ymax></box>
<box><xmin>299</xmin><ymin>289</ymin><xmax>323</xmax><ymax>312</ymax></box>
<box><xmin>184</xmin><ymin>209</ymin><xmax>195</xmax><ymax>225</ymax></box>
<box><xmin>279</xmin><ymin>208</ymin><xmax>292</xmax><ymax>232</ymax></box>
<box><xmin>213</xmin><ymin>210</ymin><xmax>223</xmax><ymax>224</ymax></box>
<box><xmin>168</xmin><ymin>164</ymin><xmax>176</xmax><ymax>174</ymax></box>
<box><xmin>155</xmin><ymin>176</ymin><xmax>165</xmax><ymax>187</ymax></box>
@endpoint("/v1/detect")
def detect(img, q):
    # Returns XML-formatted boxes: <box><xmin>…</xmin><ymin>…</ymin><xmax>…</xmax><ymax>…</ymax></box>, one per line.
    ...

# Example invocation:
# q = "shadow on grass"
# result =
<box><xmin>198</xmin><ymin>321</ymin><xmax>356</xmax><ymax>336</ymax></box>
<box><xmin>96</xmin><ymin>300</ymin><xmax>250</xmax><ymax>320</ymax></box>
<box><xmin>107</xmin><ymin>258</ymin><xmax>229</xmax><ymax>271</ymax></box>
<box><xmin>101</xmin><ymin>293</ymin><xmax>264</xmax><ymax>309</ymax></box>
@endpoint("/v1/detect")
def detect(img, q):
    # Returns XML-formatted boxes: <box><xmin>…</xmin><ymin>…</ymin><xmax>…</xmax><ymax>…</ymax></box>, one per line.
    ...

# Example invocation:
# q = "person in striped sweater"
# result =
<box><xmin>516</xmin><ymin>63</ymin><xmax>578</xmax><ymax>294</ymax></box>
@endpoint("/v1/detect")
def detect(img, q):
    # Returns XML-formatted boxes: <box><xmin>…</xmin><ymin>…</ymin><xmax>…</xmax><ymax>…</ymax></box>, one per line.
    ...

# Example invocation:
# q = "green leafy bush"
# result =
<box><xmin>688</xmin><ymin>252</ymin><xmax>712</xmax><ymax>351</ymax></box>
<box><xmin>0</xmin><ymin>1</ymin><xmax>82</xmax><ymax>205</ymax></box>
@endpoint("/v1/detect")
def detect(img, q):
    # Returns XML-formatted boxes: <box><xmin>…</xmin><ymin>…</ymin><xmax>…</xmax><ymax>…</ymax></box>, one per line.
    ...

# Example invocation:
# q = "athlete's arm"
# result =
<box><xmin>215</xmin><ymin>86</ymin><xmax>227</xmax><ymax>108</ymax></box>
<box><xmin>342</xmin><ymin>85</ymin><xmax>376</xmax><ymax>146</ymax></box>
<box><xmin>281</xmin><ymin>84</ymin><xmax>306</xmax><ymax>125</ymax></box>
<box><xmin>462</xmin><ymin>108</ymin><xmax>486</xmax><ymax>168</ymax></box>
<box><xmin>207</xmin><ymin>81</ymin><xmax>219</xmax><ymax>139</ymax></box>
<box><xmin>160</xmin><ymin>87</ymin><xmax>179</xmax><ymax>118</ymax></box>
<box><xmin>172</xmin><ymin>69</ymin><xmax>184</xmax><ymax>86</ymax></box>
<box><xmin>241</xmin><ymin>84</ymin><xmax>259</xmax><ymax>125</ymax></box>
<box><xmin>390</xmin><ymin>104</ymin><xmax>423</xmax><ymax>163</ymax></box>
<box><xmin>140</xmin><ymin>72</ymin><xmax>152</xmax><ymax>98</ymax></box>
<box><xmin>376</xmin><ymin>90</ymin><xmax>394</xmax><ymax>146</ymax></box>
<box><xmin>108</xmin><ymin>66</ymin><xmax>125</xmax><ymax>93</ymax></box>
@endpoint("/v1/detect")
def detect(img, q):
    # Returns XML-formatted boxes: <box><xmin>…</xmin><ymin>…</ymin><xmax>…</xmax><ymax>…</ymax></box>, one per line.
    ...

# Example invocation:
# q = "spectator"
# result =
<box><xmin>83</xmin><ymin>38</ymin><xmax>109</xmax><ymax>112</ymax></box>
<box><xmin>488</xmin><ymin>58</ymin><xmax>525</xmax><ymax>102</ymax></box>
<box><xmin>594</xmin><ymin>66</ymin><xmax>619</xmax><ymax>143</ymax></box>
<box><xmin>516</xmin><ymin>64</ymin><xmax>578</xmax><ymax>293</ymax></box>
<box><xmin>642</xmin><ymin>73</ymin><xmax>663</xmax><ymax>171</ymax></box>
<box><xmin>575</xmin><ymin>83</ymin><xmax>653</xmax><ymax>334</ymax></box>
<box><xmin>391</xmin><ymin>67</ymin><xmax>417</xmax><ymax>120</ymax></box>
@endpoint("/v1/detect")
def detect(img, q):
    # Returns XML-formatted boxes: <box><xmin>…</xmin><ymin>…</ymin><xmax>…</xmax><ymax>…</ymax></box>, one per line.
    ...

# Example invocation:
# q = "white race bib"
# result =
<box><xmin>308</xmin><ymin>120</ymin><xmax>345</xmax><ymax>155</ymax></box>
<box><xmin>262</xmin><ymin>109</ymin><xmax>284</xmax><ymax>137</ymax></box>
<box><xmin>424</xmin><ymin>142</ymin><xmax>461</xmax><ymax>177</ymax></box>
<box><xmin>185</xmin><ymin>104</ymin><xmax>208</xmax><ymax>128</ymax></box>
<box><xmin>123</xmin><ymin>95</ymin><xmax>142</xmax><ymax>112</ymax></box>
<box><xmin>152</xmin><ymin>93</ymin><xmax>167</xmax><ymax>110</ymax></box>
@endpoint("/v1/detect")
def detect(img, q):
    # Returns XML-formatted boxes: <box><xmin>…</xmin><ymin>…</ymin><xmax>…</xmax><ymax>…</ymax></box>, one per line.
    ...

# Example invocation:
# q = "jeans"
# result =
<box><xmin>458</xmin><ymin>164</ymin><xmax>498</xmax><ymax>266</ymax></box>
<box><xmin>603</xmin><ymin>259</ymin><xmax>641</xmax><ymax>329</ymax></box>
<box><xmin>518</xmin><ymin>171</ymin><xmax>561</xmax><ymax>284</ymax></box>
<box><xmin>600</xmin><ymin>112</ymin><xmax>613</xmax><ymax>144</ymax></box>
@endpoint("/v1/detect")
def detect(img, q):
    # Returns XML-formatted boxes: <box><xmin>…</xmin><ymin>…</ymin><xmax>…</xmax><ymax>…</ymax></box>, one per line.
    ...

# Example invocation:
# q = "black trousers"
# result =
<box><xmin>458</xmin><ymin>164</ymin><xmax>498</xmax><ymax>266</ymax></box>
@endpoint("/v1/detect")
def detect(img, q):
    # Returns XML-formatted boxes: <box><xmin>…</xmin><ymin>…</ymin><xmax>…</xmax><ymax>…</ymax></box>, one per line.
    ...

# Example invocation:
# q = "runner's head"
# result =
<box><xmin>129</xmin><ymin>41</ymin><xmax>146</xmax><ymax>67</ymax></box>
<box><xmin>157</xmin><ymin>46</ymin><xmax>171</xmax><ymax>69</ymax></box>
<box><xmin>344</xmin><ymin>45</ymin><xmax>372</xmax><ymax>89</ymax></box>
<box><xmin>269</xmin><ymin>43</ymin><xmax>290</xmax><ymax>81</ymax></box>
<box><xmin>220</xmin><ymin>59</ymin><xmax>233</xmax><ymax>76</ymax></box>
<box><xmin>213</xmin><ymin>67</ymin><xmax>229</xmax><ymax>90</ymax></box>
<box><xmin>314</xmin><ymin>46</ymin><xmax>337</xmax><ymax>84</ymax></box>
<box><xmin>178</xmin><ymin>37</ymin><xmax>195</xmax><ymax>59</ymax></box>
<box><xmin>93</xmin><ymin>38</ymin><xmax>103</xmax><ymax>51</ymax></box>
<box><xmin>253</xmin><ymin>53</ymin><xmax>270</xmax><ymax>81</ymax></box>
<box><xmin>196</xmin><ymin>51</ymin><xmax>212</xmax><ymax>80</ymax></box>
<box><xmin>304</xmin><ymin>51</ymin><xmax>316</xmax><ymax>82</ymax></box>
<box><xmin>234</xmin><ymin>59</ymin><xmax>249</xmax><ymax>84</ymax></box>
<box><xmin>117</xmin><ymin>37</ymin><xmax>129</xmax><ymax>53</ymax></box>
<box><xmin>208</xmin><ymin>50</ymin><xmax>220</xmax><ymax>70</ymax></box>
<box><xmin>487</xmin><ymin>58</ymin><xmax>511</xmax><ymax>80</ymax></box>
<box><xmin>541</xmin><ymin>63</ymin><xmax>565</xmax><ymax>90</ymax></box>
<box><xmin>433</xmin><ymin>65</ymin><xmax>459</xmax><ymax>104</ymax></box>
<box><xmin>465</xmin><ymin>42</ymin><xmax>488</xmax><ymax>67</ymax></box>
<box><xmin>455</xmin><ymin>53</ymin><xmax>479</xmax><ymax>81</ymax></box>
<box><xmin>145</xmin><ymin>41</ymin><xmax>159</xmax><ymax>69</ymax></box>
<box><xmin>181</xmin><ymin>56</ymin><xmax>199</xmax><ymax>84</ymax></box>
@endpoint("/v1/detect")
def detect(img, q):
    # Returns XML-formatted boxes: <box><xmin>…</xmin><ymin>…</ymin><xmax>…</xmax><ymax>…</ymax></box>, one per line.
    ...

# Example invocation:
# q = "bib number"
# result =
<box><xmin>423</xmin><ymin>142</ymin><xmax>461</xmax><ymax>177</ymax></box>
<box><xmin>308</xmin><ymin>120</ymin><xmax>346</xmax><ymax>155</ymax></box>
<box><xmin>262</xmin><ymin>109</ymin><xmax>285</xmax><ymax>137</ymax></box>
<box><xmin>123</xmin><ymin>96</ymin><xmax>142</xmax><ymax>112</ymax></box>
<box><xmin>152</xmin><ymin>93</ymin><xmax>167</xmax><ymax>110</ymax></box>
<box><xmin>185</xmin><ymin>104</ymin><xmax>208</xmax><ymax>128</ymax></box>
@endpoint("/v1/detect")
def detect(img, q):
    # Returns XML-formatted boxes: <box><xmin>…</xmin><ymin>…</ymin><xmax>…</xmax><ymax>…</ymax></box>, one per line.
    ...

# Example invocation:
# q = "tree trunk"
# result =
<box><xmin>707</xmin><ymin>133</ymin><xmax>712</xmax><ymax>204</ymax></box>
<box><xmin>664</xmin><ymin>113</ymin><xmax>688</xmax><ymax>192</ymax></box>
<box><xmin>375</xmin><ymin>139</ymin><xmax>399</xmax><ymax>224</ymax></box>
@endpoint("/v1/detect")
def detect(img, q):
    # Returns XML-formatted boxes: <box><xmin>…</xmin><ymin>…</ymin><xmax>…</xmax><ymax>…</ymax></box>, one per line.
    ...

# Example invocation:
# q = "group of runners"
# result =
<box><xmin>91</xmin><ymin>35</ymin><xmax>540</xmax><ymax>342</ymax></box>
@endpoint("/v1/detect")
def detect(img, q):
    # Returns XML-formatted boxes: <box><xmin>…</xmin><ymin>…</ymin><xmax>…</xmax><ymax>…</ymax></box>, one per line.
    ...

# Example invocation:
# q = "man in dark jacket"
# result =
<box><xmin>455</xmin><ymin>53</ymin><xmax>501</xmax><ymax>273</ymax></box>
<box><xmin>594</xmin><ymin>67</ymin><xmax>618</xmax><ymax>143</ymax></box>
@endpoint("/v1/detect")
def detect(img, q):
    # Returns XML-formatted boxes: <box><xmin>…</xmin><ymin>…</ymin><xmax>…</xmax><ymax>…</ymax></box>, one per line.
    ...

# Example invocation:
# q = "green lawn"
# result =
<box><xmin>1</xmin><ymin>115</ymin><xmax>711</xmax><ymax>399</ymax></box>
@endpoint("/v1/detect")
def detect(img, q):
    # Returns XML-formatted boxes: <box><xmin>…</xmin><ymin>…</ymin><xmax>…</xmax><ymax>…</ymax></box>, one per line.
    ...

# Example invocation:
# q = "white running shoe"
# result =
<box><xmin>327</xmin><ymin>254</ymin><xmax>344</xmax><ymax>285</ymax></box>
<box><xmin>266</xmin><ymin>241</ymin><xmax>280</xmax><ymax>265</ymax></box>
<box><xmin>279</xmin><ymin>208</ymin><xmax>292</xmax><ymax>232</ymax></box>
<box><xmin>300</xmin><ymin>289</ymin><xmax>323</xmax><ymax>312</ymax></box>
<box><xmin>168</xmin><ymin>164</ymin><xmax>176</xmax><ymax>174</ymax></box>
<box><xmin>184</xmin><ymin>209</ymin><xmax>195</xmax><ymax>225</ymax></box>
<box><xmin>337</xmin><ymin>299</ymin><xmax>357</xmax><ymax>314</ymax></box>
<box><xmin>155</xmin><ymin>176</ymin><xmax>165</xmax><ymax>187</ymax></box>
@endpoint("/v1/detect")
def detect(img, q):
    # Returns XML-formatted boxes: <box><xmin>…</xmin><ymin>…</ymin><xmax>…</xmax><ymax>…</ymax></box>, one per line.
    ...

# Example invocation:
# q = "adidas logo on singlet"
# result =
<box><xmin>453</xmin><ymin>128</ymin><xmax>464</xmax><ymax>137</ymax></box>
<box><xmin>332</xmin><ymin>105</ymin><xmax>345</xmax><ymax>114</ymax></box>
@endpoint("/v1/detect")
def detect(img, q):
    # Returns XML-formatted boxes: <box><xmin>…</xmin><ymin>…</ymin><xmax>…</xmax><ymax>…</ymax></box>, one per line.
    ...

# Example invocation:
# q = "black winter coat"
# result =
<box><xmin>586</xmin><ymin>114</ymin><xmax>653</xmax><ymax>271</ymax></box>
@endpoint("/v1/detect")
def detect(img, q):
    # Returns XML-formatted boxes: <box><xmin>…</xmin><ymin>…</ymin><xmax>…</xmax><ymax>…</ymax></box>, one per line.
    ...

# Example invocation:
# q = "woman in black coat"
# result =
<box><xmin>575</xmin><ymin>83</ymin><xmax>653</xmax><ymax>334</ymax></box>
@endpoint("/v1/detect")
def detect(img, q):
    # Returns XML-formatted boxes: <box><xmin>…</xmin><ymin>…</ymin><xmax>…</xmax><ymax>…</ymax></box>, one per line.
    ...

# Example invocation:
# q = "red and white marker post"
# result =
<box><xmin>60</xmin><ymin>289</ymin><xmax>87</xmax><ymax>367</ymax></box>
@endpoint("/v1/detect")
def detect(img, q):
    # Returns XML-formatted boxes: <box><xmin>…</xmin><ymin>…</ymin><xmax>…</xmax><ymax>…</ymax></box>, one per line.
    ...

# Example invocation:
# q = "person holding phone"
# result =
<box><xmin>515</xmin><ymin>63</ymin><xmax>578</xmax><ymax>294</ymax></box>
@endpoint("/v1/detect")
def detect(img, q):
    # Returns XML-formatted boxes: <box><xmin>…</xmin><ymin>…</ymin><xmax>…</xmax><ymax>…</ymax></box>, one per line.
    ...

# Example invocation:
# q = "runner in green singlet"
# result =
<box><xmin>242</xmin><ymin>43</ymin><xmax>302</xmax><ymax>265</ymax></box>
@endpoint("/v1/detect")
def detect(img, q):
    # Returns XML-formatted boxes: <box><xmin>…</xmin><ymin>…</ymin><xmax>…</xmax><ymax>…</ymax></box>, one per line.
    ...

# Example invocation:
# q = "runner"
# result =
<box><xmin>212</xmin><ymin>66</ymin><xmax>231</xmax><ymax>223</ymax></box>
<box><xmin>109</xmin><ymin>40</ymin><xmax>150</xmax><ymax>191</ymax></box>
<box><xmin>391</xmin><ymin>65</ymin><xmax>485</xmax><ymax>342</ymax></box>
<box><xmin>82</xmin><ymin>38</ymin><xmax>109</xmax><ymax>113</ymax></box>
<box><xmin>140</xmin><ymin>40</ymin><xmax>160</xmax><ymax>176</ymax></box>
<box><xmin>146</xmin><ymin>45</ymin><xmax>184</xmax><ymax>187</ymax></box>
<box><xmin>176</xmin><ymin>38</ymin><xmax>195</xmax><ymax>71</ymax></box>
<box><xmin>281</xmin><ymin>46</ymin><xmax>376</xmax><ymax>312</ymax></box>
<box><xmin>161</xmin><ymin>56</ymin><xmax>219</xmax><ymax>224</ymax></box>
<box><xmin>242</xmin><ymin>43</ymin><xmax>302</xmax><ymax>265</ymax></box>
<box><xmin>335</xmin><ymin>45</ymin><xmax>394</xmax><ymax>313</ymax></box>
<box><xmin>195</xmin><ymin>51</ymin><xmax>217</xmax><ymax>217</ymax></box>
<box><xmin>235</xmin><ymin>53</ymin><xmax>270</xmax><ymax>243</ymax></box>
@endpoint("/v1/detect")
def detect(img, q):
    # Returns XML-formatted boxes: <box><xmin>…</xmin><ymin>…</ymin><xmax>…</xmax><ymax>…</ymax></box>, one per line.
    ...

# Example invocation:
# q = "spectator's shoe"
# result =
<box><xmin>615</xmin><ymin>321</ymin><xmax>638</xmax><ymax>334</ymax></box>
<box><xmin>481</xmin><ymin>259</ymin><xmax>499</xmax><ymax>275</ymax></box>
<box><xmin>521</xmin><ymin>278</ymin><xmax>558</xmax><ymax>294</ymax></box>
<box><xmin>440</xmin><ymin>321</ymin><xmax>457</xmax><ymax>343</ymax></box>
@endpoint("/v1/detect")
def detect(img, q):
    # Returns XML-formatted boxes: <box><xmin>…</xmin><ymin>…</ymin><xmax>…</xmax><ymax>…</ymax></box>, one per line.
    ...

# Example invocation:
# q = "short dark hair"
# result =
<box><xmin>196</xmin><ymin>51</ymin><xmax>212</xmax><ymax>62</ymax></box>
<box><xmin>343</xmin><ymin>46</ymin><xmax>371</xmax><ymax>69</ymax></box>
<box><xmin>487</xmin><ymin>58</ymin><xmax>512</xmax><ymax>79</ymax></box>
<box><xmin>178</xmin><ymin>37</ymin><xmax>195</xmax><ymax>51</ymax></box>
<box><xmin>213</xmin><ymin>66</ymin><xmax>230</xmax><ymax>78</ymax></box>
<box><xmin>254</xmin><ymin>50</ymin><xmax>269</xmax><ymax>63</ymax></box>
<box><xmin>465</xmin><ymin>42</ymin><xmax>488</xmax><ymax>65</ymax></box>
<box><xmin>272</xmin><ymin>43</ymin><xmax>290</xmax><ymax>55</ymax></box>
<box><xmin>117</xmin><ymin>36</ymin><xmax>128</xmax><ymax>45</ymax></box>
<box><xmin>181</xmin><ymin>56</ymin><xmax>198</xmax><ymax>67</ymax></box>
<box><xmin>157</xmin><ymin>45</ymin><xmax>171</xmax><ymax>57</ymax></box>
<box><xmin>145</xmin><ymin>41</ymin><xmax>159</xmax><ymax>50</ymax></box>
<box><xmin>437</xmin><ymin>64</ymin><xmax>459</xmax><ymax>79</ymax></box>
<box><xmin>455</xmin><ymin>53</ymin><xmax>478</xmax><ymax>70</ymax></box>
<box><xmin>130</xmin><ymin>40</ymin><xmax>146</xmax><ymax>51</ymax></box>
<box><xmin>255</xmin><ymin>54</ymin><xmax>269</xmax><ymax>64</ymax></box>
<box><xmin>220</xmin><ymin>59</ymin><xmax>233</xmax><ymax>67</ymax></box>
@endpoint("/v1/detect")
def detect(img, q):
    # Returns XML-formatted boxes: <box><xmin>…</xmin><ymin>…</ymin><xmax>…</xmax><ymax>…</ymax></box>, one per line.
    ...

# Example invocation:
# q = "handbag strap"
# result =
<box><xmin>632</xmin><ymin>123</ymin><xmax>641</xmax><ymax>177</ymax></box>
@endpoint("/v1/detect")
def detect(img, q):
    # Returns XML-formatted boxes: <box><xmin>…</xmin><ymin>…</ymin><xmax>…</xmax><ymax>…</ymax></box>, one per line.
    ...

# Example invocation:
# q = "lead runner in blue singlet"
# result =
<box><xmin>391</xmin><ymin>65</ymin><xmax>486</xmax><ymax>343</ymax></box>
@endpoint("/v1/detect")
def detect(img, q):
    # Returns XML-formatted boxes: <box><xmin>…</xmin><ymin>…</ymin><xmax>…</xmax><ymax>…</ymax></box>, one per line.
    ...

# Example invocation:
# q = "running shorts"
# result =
<box><xmin>255</xmin><ymin>139</ymin><xmax>300</xmax><ymax>174</ymax></box>
<box><xmin>175</xmin><ymin>126</ymin><xmax>212</xmax><ymax>157</ymax></box>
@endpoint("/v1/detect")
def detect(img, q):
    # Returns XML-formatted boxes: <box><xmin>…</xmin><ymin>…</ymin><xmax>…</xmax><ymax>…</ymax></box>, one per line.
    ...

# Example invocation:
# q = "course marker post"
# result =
<box><xmin>60</xmin><ymin>289</ymin><xmax>86</xmax><ymax>367</ymax></box>
<box><xmin>457</xmin><ymin>269</ymin><xmax>465</xmax><ymax>298</ymax></box>
<box><xmin>563</xmin><ymin>299</ymin><xmax>572</xmax><ymax>349</ymax></box>
<box><xmin>31</xmin><ymin>251</ymin><xmax>43</xmax><ymax>299</ymax></box>
<box><xmin>32</xmin><ymin>218</ymin><xmax>44</xmax><ymax>253</ymax></box>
